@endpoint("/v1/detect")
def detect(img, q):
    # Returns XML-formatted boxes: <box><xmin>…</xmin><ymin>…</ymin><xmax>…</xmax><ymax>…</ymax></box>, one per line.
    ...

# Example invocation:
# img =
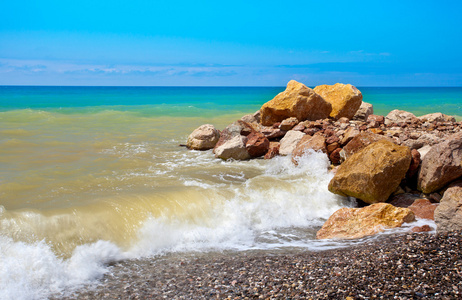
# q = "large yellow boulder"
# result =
<box><xmin>314</xmin><ymin>83</ymin><xmax>362</xmax><ymax>120</ymax></box>
<box><xmin>316</xmin><ymin>203</ymin><xmax>415</xmax><ymax>239</ymax></box>
<box><xmin>328</xmin><ymin>140</ymin><xmax>411</xmax><ymax>204</ymax></box>
<box><xmin>260</xmin><ymin>80</ymin><xmax>332</xmax><ymax>126</ymax></box>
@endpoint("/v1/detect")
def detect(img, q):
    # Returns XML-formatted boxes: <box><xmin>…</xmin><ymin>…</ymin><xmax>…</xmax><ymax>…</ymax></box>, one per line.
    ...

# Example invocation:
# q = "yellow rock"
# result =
<box><xmin>260</xmin><ymin>80</ymin><xmax>332</xmax><ymax>126</ymax></box>
<box><xmin>316</xmin><ymin>203</ymin><xmax>415</xmax><ymax>240</ymax></box>
<box><xmin>329</xmin><ymin>140</ymin><xmax>411</xmax><ymax>204</ymax></box>
<box><xmin>314</xmin><ymin>83</ymin><xmax>362</xmax><ymax>120</ymax></box>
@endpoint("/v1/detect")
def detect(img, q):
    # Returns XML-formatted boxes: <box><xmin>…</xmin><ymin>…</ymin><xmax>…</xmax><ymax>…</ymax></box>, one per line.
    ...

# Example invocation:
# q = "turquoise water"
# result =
<box><xmin>1</xmin><ymin>86</ymin><xmax>461</xmax><ymax>118</ymax></box>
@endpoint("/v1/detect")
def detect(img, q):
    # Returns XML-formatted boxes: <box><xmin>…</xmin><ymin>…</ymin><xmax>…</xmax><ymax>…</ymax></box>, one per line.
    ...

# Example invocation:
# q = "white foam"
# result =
<box><xmin>0</xmin><ymin>237</ymin><xmax>124</xmax><ymax>300</ymax></box>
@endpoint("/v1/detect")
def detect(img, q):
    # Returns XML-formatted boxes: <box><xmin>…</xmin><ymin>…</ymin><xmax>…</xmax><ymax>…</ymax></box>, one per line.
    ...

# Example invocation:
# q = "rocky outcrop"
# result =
<box><xmin>434</xmin><ymin>185</ymin><xmax>462</xmax><ymax>231</ymax></box>
<box><xmin>186</xmin><ymin>124</ymin><xmax>221</xmax><ymax>150</ymax></box>
<box><xmin>385</xmin><ymin>110</ymin><xmax>418</xmax><ymax>126</ymax></box>
<box><xmin>329</xmin><ymin>140</ymin><xmax>411</xmax><ymax>204</ymax></box>
<box><xmin>292</xmin><ymin>135</ymin><xmax>327</xmax><ymax>164</ymax></box>
<box><xmin>260</xmin><ymin>80</ymin><xmax>332</xmax><ymax>126</ymax></box>
<box><xmin>279</xmin><ymin>130</ymin><xmax>305</xmax><ymax>156</ymax></box>
<box><xmin>353</xmin><ymin>102</ymin><xmax>374</xmax><ymax>121</ymax></box>
<box><xmin>314</xmin><ymin>83</ymin><xmax>363</xmax><ymax>120</ymax></box>
<box><xmin>417</xmin><ymin>132</ymin><xmax>462</xmax><ymax>193</ymax></box>
<box><xmin>316</xmin><ymin>203</ymin><xmax>415</xmax><ymax>239</ymax></box>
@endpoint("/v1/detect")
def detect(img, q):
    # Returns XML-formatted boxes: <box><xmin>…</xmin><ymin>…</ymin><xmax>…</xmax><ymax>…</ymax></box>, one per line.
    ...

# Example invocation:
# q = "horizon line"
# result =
<box><xmin>2</xmin><ymin>85</ymin><xmax>462</xmax><ymax>88</ymax></box>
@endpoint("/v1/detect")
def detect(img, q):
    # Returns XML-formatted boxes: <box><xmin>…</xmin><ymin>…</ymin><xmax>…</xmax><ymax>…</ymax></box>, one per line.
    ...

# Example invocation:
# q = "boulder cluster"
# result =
<box><xmin>186</xmin><ymin>80</ymin><xmax>462</xmax><ymax>239</ymax></box>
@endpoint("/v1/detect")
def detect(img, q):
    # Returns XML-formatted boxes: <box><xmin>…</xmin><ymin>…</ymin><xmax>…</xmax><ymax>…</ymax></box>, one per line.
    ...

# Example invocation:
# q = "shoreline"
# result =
<box><xmin>57</xmin><ymin>231</ymin><xmax>462</xmax><ymax>299</ymax></box>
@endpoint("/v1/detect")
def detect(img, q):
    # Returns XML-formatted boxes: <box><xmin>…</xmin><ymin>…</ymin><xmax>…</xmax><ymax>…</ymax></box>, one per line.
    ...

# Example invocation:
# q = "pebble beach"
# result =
<box><xmin>57</xmin><ymin>230</ymin><xmax>462</xmax><ymax>299</ymax></box>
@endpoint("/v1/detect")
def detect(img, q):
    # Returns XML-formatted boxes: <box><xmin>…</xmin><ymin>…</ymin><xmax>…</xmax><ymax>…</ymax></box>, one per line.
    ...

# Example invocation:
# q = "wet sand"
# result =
<box><xmin>56</xmin><ymin>231</ymin><xmax>462</xmax><ymax>299</ymax></box>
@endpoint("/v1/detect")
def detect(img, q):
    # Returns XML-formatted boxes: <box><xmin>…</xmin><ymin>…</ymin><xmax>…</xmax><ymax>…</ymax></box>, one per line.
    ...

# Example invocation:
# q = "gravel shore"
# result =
<box><xmin>57</xmin><ymin>231</ymin><xmax>462</xmax><ymax>299</ymax></box>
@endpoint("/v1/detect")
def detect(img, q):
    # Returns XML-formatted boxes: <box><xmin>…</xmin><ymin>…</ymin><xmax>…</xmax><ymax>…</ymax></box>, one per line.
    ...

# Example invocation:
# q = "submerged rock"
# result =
<box><xmin>435</xmin><ymin>184</ymin><xmax>462</xmax><ymax>231</ymax></box>
<box><xmin>417</xmin><ymin>132</ymin><xmax>462</xmax><ymax>193</ymax></box>
<box><xmin>329</xmin><ymin>140</ymin><xmax>411</xmax><ymax>204</ymax></box>
<box><xmin>260</xmin><ymin>80</ymin><xmax>332</xmax><ymax>126</ymax></box>
<box><xmin>314</xmin><ymin>83</ymin><xmax>363</xmax><ymax>120</ymax></box>
<box><xmin>316</xmin><ymin>203</ymin><xmax>415</xmax><ymax>239</ymax></box>
<box><xmin>186</xmin><ymin>124</ymin><xmax>220</xmax><ymax>150</ymax></box>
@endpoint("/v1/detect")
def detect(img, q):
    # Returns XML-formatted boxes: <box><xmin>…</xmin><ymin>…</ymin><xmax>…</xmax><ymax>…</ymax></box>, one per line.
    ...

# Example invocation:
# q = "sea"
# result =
<box><xmin>0</xmin><ymin>86</ymin><xmax>460</xmax><ymax>299</ymax></box>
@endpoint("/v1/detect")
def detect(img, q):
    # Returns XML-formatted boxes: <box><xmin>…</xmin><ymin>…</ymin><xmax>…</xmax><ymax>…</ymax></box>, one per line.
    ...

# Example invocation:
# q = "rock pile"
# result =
<box><xmin>186</xmin><ymin>80</ymin><xmax>462</xmax><ymax>238</ymax></box>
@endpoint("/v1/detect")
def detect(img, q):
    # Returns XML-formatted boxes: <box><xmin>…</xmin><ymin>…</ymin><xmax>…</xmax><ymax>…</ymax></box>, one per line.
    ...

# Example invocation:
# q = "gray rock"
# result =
<box><xmin>186</xmin><ymin>124</ymin><xmax>220</xmax><ymax>150</ymax></box>
<box><xmin>435</xmin><ymin>184</ymin><xmax>462</xmax><ymax>231</ymax></box>
<box><xmin>385</xmin><ymin>110</ymin><xmax>417</xmax><ymax>126</ymax></box>
<box><xmin>418</xmin><ymin>132</ymin><xmax>462</xmax><ymax>193</ymax></box>
<box><xmin>352</xmin><ymin>102</ymin><xmax>374</xmax><ymax>121</ymax></box>
<box><xmin>419</xmin><ymin>112</ymin><xmax>456</xmax><ymax>123</ymax></box>
<box><xmin>214</xmin><ymin>135</ymin><xmax>251</xmax><ymax>160</ymax></box>
<box><xmin>279</xmin><ymin>130</ymin><xmax>305</xmax><ymax>156</ymax></box>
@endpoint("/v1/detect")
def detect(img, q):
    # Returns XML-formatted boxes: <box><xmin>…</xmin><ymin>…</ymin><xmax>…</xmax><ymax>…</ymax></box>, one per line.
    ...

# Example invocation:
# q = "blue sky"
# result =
<box><xmin>1</xmin><ymin>0</ymin><xmax>461</xmax><ymax>86</ymax></box>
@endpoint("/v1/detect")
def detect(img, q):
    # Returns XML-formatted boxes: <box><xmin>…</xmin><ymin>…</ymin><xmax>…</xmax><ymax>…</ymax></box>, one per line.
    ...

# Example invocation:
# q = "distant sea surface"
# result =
<box><xmin>0</xmin><ymin>86</ymin><xmax>456</xmax><ymax>299</ymax></box>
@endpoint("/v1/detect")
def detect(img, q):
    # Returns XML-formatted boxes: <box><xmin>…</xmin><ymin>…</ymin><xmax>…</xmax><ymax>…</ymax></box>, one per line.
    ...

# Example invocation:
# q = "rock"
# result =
<box><xmin>292</xmin><ymin>123</ymin><xmax>306</xmax><ymax>131</ymax></box>
<box><xmin>292</xmin><ymin>135</ymin><xmax>327</xmax><ymax>164</ymax></box>
<box><xmin>329</xmin><ymin>140</ymin><xmax>412</xmax><ymax>204</ymax></box>
<box><xmin>434</xmin><ymin>185</ymin><xmax>462</xmax><ymax>231</ymax></box>
<box><xmin>279</xmin><ymin>117</ymin><xmax>299</xmax><ymax>131</ymax></box>
<box><xmin>407</xmin><ymin>148</ymin><xmax>421</xmax><ymax>178</ymax></box>
<box><xmin>264</xmin><ymin>142</ymin><xmax>280</xmax><ymax>159</ymax></box>
<box><xmin>411</xmin><ymin>225</ymin><xmax>432</xmax><ymax>233</ymax></box>
<box><xmin>313</xmin><ymin>83</ymin><xmax>362</xmax><ymax>120</ymax></box>
<box><xmin>279</xmin><ymin>130</ymin><xmax>305</xmax><ymax>156</ymax></box>
<box><xmin>403</xmin><ymin>133</ymin><xmax>440</xmax><ymax>150</ymax></box>
<box><xmin>368</xmin><ymin>128</ymin><xmax>383</xmax><ymax>135</ymax></box>
<box><xmin>259</xmin><ymin>126</ymin><xmax>286</xmax><ymax>140</ymax></box>
<box><xmin>186</xmin><ymin>124</ymin><xmax>221</xmax><ymax>150</ymax></box>
<box><xmin>340</xmin><ymin>132</ymin><xmax>393</xmax><ymax>162</ymax></box>
<box><xmin>367</xmin><ymin>114</ymin><xmax>385</xmax><ymax>124</ymax></box>
<box><xmin>419</xmin><ymin>113</ymin><xmax>456</xmax><ymax>123</ymax></box>
<box><xmin>329</xmin><ymin>148</ymin><xmax>342</xmax><ymax>165</ymax></box>
<box><xmin>241</xmin><ymin>112</ymin><xmax>259</xmax><ymax>124</ymax></box>
<box><xmin>245</xmin><ymin>131</ymin><xmax>270</xmax><ymax>158</ymax></box>
<box><xmin>214</xmin><ymin>135</ymin><xmax>251</xmax><ymax>160</ymax></box>
<box><xmin>389</xmin><ymin>193</ymin><xmax>422</xmax><ymax>208</ymax></box>
<box><xmin>352</xmin><ymin>102</ymin><xmax>374</xmax><ymax>121</ymax></box>
<box><xmin>416</xmin><ymin>145</ymin><xmax>432</xmax><ymax>160</ymax></box>
<box><xmin>385</xmin><ymin>110</ymin><xmax>418</xmax><ymax>126</ymax></box>
<box><xmin>340</xmin><ymin>127</ymin><xmax>360</xmax><ymax>146</ymax></box>
<box><xmin>326</xmin><ymin>142</ymin><xmax>339</xmax><ymax>154</ymax></box>
<box><xmin>260</xmin><ymin>80</ymin><xmax>332</xmax><ymax>126</ymax></box>
<box><xmin>213</xmin><ymin>120</ymin><xmax>254</xmax><ymax>160</ymax></box>
<box><xmin>408</xmin><ymin>198</ymin><xmax>438</xmax><ymax>220</ymax></box>
<box><xmin>215</xmin><ymin>121</ymin><xmax>254</xmax><ymax>146</ymax></box>
<box><xmin>316</xmin><ymin>203</ymin><xmax>415</xmax><ymax>240</ymax></box>
<box><xmin>417</xmin><ymin>132</ymin><xmax>462</xmax><ymax>193</ymax></box>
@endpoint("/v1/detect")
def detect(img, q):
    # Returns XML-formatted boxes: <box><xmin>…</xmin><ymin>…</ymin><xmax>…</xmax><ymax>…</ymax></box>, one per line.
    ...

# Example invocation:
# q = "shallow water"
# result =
<box><xmin>0</xmin><ymin>86</ymin><xmax>451</xmax><ymax>299</ymax></box>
